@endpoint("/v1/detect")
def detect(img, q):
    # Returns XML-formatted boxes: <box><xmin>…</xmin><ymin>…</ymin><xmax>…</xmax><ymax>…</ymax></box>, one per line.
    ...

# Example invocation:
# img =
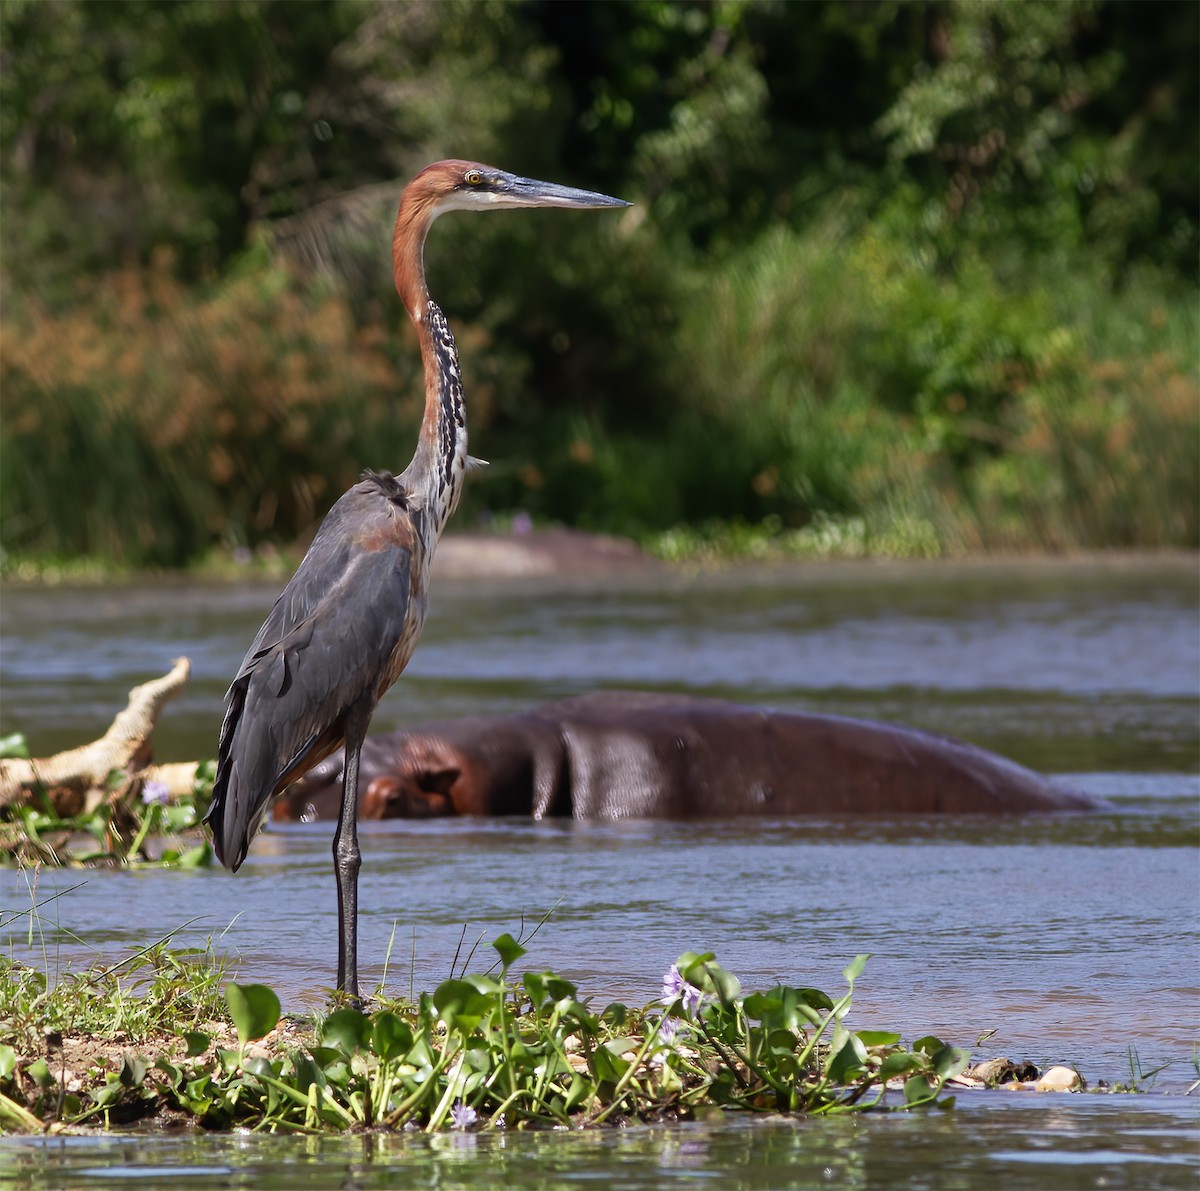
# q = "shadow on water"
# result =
<box><xmin>2</xmin><ymin>557</ymin><xmax>1198</xmax><ymax>1184</ymax></box>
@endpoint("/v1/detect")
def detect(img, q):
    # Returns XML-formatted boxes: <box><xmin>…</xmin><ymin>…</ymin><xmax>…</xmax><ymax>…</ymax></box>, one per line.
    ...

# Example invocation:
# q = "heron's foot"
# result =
<box><xmin>331</xmin><ymin>985</ymin><xmax>366</xmax><ymax>1014</ymax></box>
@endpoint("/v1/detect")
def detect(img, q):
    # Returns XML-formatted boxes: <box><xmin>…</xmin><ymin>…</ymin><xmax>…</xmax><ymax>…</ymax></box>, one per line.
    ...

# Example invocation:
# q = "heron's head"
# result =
<box><xmin>408</xmin><ymin>160</ymin><xmax>630</xmax><ymax>221</ymax></box>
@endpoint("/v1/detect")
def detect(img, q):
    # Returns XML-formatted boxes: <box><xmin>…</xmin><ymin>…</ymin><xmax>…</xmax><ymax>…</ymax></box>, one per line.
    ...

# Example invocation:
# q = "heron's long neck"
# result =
<box><xmin>406</xmin><ymin>299</ymin><xmax>468</xmax><ymax>540</ymax></box>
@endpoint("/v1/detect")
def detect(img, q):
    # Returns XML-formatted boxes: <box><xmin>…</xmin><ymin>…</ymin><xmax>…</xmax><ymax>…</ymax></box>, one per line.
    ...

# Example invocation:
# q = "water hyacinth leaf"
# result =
<box><xmin>433</xmin><ymin>979</ymin><xmax>492</xmax><ymax>1033</ymax></box>
<box><xmin>679</xmin><ymin>953</ymin><xmax>740</xmax><ymax>1003</ymax></box>
<box><xmin>225</xmin><ymin>983</ymin><xmax>280</xmax><ymax>1047</ymax></box>
<box><xmin>119</xmin><ymin>1055</ymin><xmax>148</xmax><ymax>1087</ymax></box>
<box><xmin>746</xmin><ymin>985</ymin><xmax>832</xmax><ymax>1029</ymax></box>
<box><xmin>826</xmin><ymin>1033</ymin><xmax>869</xmax><ymax>1083</ymax></box>
<box><xmin>217</xmin><ymin>1048</ymin><xmax>242</xmax><ymax>1076</ymax></box>
<box><xmin>564</xmin><ymin>1073</ymin><xmax>593</xmax><ymax>1112</ymax></box>
<box><xmin>857</xmin><ymin>1030</ymin><xmax>902</xmax><ymax>1048</ymax></box>
<box><xmin>371</xmin><ymin>1011</ymin><xmax>413</xmax><ymax>1062</ymax></box>
<box><xmin>27</xmin><ymin>1059</ymin><xmax>53</xmax><ymax>1088</ymax></box>
<box><xmin>911</xmin><ymin>1035</ymin><xmax>946</xmax><ymax>1055</ymax></box>
<box><xmin>491</xmin><ymin>932</ymin><xmax>526</xmax><ymax>972</ymax></box>
<box><xmin>0</xmin><ymin>1045</ymin><xmax>15</xmax><ymax>1078</ymax></box>
<box><xmin>242</xmin><ymin>1055</ymin><xmax>275</xmax><ymax>1078</ymax></box>
<box><xmin>932</xmin><ymin>1044</ymin><xmax>971</xmax><ymax>1081</ymax></box>
<box><xmin>842</xmin><ymin>954</ymin><xmax>869</xmax><ymax>986</ymax></box>
<box><xmin>903</xmin><ymin>1073</ymin><xmax>937</xmax><ymax>1106</ymax></box>
<box><xmin>308</xmin><ymin>1045</ymin><xmax>344</xmax><ymax>1071</ymax></box>
<box><xmin>523</xmin><ymin>971</ymin><xmax>578</xmax><ymax>1010</ymax></box>
<box><xmin>766</xmin><ymin>1027</ymin><xmax>800</xmax><ymax>1056</ymax></box>
<box><xmin>291</xmin><ymin>1053</ymin><xmax>326</xmax><ymax>1092</ymax></box>
<box><xmin>742</xmin><ymin>992</ymin><xmax>782</xmax><ymax>1020</ymax></box>
<box><xmin>601</xmin><ymin>1003</ymin><xmax>629</xmax><ymax>1028</ymax></box>
<box><xmin>322</xmin><ymin>1008</ymin><xmax>370</xmax><ymax>1055</ymax></box>
<box><xmin>177</xmin><ymin>842</ymin><xmax>212</xmax><ymax>868</ymax></box>
<box><xmin>91</xmin><ymin>1078</ymin><xmax>123</xmax><ymax>1109</ymax></box>
<box><xmin>558</xmin><ymin>999</ymin><xmax>599</xmax><ymax>1035</ymax></box>
<box><xmin>878</xmin><ymin>1051</ymin><xmax>925</xmax><ymax>1081</ymax></box>
<box><xmin>590</xmin><ymin>1044</ymin><xmax>631</xmax><ymax>1084</ymax></box>
<box><xmin>183</xmin><ymin>1031</ymin><xmax>211</xmax><ymax>1058</ymax></box>
<box><xmin>522</xmin><ymin>971</ymin><xmax>550</xmax><ymax>1010</ymax></box>
<box><xmin>466</xmin><ymin>973</ymin><xmax>504</xmax><ymax>997</ymax></box>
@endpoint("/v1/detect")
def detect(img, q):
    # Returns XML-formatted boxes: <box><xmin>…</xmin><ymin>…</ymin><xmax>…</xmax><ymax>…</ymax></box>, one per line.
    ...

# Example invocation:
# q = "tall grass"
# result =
<box><xmin>1</xmin><ymin>255</ymin><xmax>422</xmax><ymax>568</ymax></box>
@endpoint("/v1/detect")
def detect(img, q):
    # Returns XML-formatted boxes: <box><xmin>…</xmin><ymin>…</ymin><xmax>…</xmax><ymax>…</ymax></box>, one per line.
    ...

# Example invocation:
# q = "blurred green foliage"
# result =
<box><xmin>1</xmin><ymin>0</ymin><xmax>1195</xmax><ymax>568</ymax></box>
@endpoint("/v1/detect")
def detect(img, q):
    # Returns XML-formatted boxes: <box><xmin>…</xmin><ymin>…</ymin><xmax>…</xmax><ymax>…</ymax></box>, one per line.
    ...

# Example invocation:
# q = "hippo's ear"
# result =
<box><xmin>417</xmin><ymin>767</ymin><xmax>460</xmax><ymax>796</ymax></box>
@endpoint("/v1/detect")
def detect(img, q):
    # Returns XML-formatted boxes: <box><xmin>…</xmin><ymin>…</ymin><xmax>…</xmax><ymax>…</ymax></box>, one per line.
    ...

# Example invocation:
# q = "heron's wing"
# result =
<box><xmin>208</xmin><ymin>489</ymin><xmax>417</xmax><ymax>869</ymax></box>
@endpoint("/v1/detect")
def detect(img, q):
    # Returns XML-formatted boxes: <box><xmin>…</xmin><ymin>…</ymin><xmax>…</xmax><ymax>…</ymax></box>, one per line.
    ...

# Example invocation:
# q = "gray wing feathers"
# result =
<box><xmin>208</xmin><ymin>495</ymin><xmax>413</xmax><ymax>870</ymax></box>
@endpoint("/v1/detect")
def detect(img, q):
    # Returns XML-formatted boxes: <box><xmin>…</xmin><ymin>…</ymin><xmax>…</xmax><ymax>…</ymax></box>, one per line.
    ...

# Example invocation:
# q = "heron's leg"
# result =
<box><xmin>333</xmin><ymin>700</ymin><xmax>372</xmax><ymax>1008</ymax></box>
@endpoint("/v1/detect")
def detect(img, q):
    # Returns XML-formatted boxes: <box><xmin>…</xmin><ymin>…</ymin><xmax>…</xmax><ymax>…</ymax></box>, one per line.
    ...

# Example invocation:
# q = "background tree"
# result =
<box><xmin>1</xmin><ymin>0</ymin><xmax>1195</xmax><ymax>568</ymax></box>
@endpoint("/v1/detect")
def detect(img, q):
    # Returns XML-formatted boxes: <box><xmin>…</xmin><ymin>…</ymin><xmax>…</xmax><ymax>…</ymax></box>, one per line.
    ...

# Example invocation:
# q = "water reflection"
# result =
<box><xmin>5</xmin><ymin>1098</ymin><xmax>1198</xmax><ymax>1189</ymax></box>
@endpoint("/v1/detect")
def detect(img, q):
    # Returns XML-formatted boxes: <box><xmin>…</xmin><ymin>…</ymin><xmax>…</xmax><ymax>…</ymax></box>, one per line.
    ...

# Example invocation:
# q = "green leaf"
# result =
<box><xmin>182</xmin><ymin>1031</ymin><xmax>211</xmax><ymax>1058</ymax></box>
<box><xmin>903</xmin><ymin>1073</ymin><xmax>936</xmax><ymax>1107</ymax></box>
<box><xmin>590</xmin><ymin>1045</ymin><xmax>631</xmax><ymax>1084</ymax></box>
<box><xmin>291</xmin><ymin>1053</ymin><xmax>326</xmax><ymax>1092</ymax></box>
<box><xmin>564</xmin><ymin>1072</ymin><xmax>593</xmax><ymax>1112</ymax></box>
<box><xmin>857</xmin><ymin>1030</ymin><xmax>902</xmax><ymax>1048</ymax></box>
<box><xmin>826</xmin><ymin>1034</ymin><xmax>868</xmax><ymax>1083</ymax></box>
<box><xmin>177</xmin><ymin>841</ymin><xmax>212</xmax><ymax>868</ymax></box>
<box><xmin>370</xmin><ymin>1011</ymin><xmax>413</xmax><ymax>1062</ymax></box>
<box><xmin>225</xmin><ymin>983</ymin><xmax>281</xmax><ymax>1047</ymax></box>
<box><xmin>877</xmin><ymin>1051</ymin><xmax>925</xmax><ymax>1081</ymax></box>
<box><xmin>679</xmin><ymin>953</ymin><xmax>740</xmax><ymax>1003</ymax></box>
<box><xmin>91</xmin><ymin>1078</ymin><xmax>123</xmax><ymax>1109</ymax></box>
<box><xmin>321</xmin><ymin>1008</ymin><xmax>370</xmax><ymax>1055</ymax></box>
<box><xmin>433</xmin><ymin>978</ymin><xmax>493</xmax><ymax>1034</ymax></box>
<box><xmin>600</xmin><ymin>1003</ymin><xmax>629</xmax><ymax>1028</ymax></box>
<box><xmin>842</xmin><ymin>954</ymin><xmax>869</xmax><ymax>986</ymax></box>
<box><xmin>242</xmin><ymin>1055</ymin><xmax>275</xmax><ymax>1078</ymax></box>
<box><xmin>156</xmin><ymin>1058</ymin><xmax>182</xmax><ymax>1086</ymax></box>
<box><xmin>931</xmin><ymin>1044</ymin><xmax>970</xmax><ymax>1081</ymax></box>
<box><xmin>742</xmin><ymin>992</ymin><xmax>782</xmax><ymax>1020</ymax></box>
<box><xmin>523</xmin><ymin>971</ymin><xmax>578</xmax><ymax>1011</ymax></box>
<box><xmin>491</xmin><ymin>932</ymin><xmax>526</xmax><ymax>972</ymax></box>
<box><xmin>216</xmin><ymin>1048</ymin><xmax>241</xmax><ymax>1076</ymax></box>
<box><xmin>27</xmin><ymin>1059</ymin><xmax>53</xmax><ymax>1088</ymax></box>
<box><xmin>911</xmin><ymin>1034</ymin><xmax>946</xmax><ymax>1055</ymax></box>
<box><xmin>746</xmin><ymin>985</ymin><xmax>832</xmax><ymax>1029</ymax></box>
<box><xmin>119</xmin><ymin>1055</ymin><xmax>148</xmax><ymax>1087</ymax></box>
<box><xmin>0</xmin><ymin>1045</ymin><xmax>16</xmax><ymax>1078</ymax></box>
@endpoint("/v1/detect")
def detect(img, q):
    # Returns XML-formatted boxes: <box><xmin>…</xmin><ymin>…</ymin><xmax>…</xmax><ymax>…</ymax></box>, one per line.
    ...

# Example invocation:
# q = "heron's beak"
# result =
<box><xmin>492</xmin><ymin>172</ymin><xmax>630</xmax><ymax>210</ymax></box>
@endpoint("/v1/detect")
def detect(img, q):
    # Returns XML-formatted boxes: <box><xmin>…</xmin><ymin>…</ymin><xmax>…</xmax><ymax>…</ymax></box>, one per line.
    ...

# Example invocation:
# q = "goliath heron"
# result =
<box><xmin>204</xmin><ymin>161</ymin><xmax>628</xmax><ymax>1004</ymax></box>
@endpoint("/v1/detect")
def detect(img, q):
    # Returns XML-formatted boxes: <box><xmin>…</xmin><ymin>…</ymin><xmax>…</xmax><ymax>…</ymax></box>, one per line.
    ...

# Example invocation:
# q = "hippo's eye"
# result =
<box><xmin>464</xmin><ymin>169</ymin><xmax>483</xmax><ymax>186</ymax></box>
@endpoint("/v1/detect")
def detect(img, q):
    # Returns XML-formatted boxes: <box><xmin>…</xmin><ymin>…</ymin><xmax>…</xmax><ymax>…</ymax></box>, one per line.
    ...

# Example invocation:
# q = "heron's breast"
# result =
<box><xmin>376</xmin><ymin>535</ymin><xmax>433</xmax><ymax>697</ymax></box>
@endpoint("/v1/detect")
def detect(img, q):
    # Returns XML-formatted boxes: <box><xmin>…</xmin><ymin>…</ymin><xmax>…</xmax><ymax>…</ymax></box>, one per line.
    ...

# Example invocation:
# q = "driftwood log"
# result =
<box><xmin>0</xmin><ymin>658</ymin><xmax>200</xmax><ymax>816</ymax></box>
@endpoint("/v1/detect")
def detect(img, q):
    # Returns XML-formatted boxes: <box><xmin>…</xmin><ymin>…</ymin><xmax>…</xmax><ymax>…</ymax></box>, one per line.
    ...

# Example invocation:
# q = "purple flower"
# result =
<box><xmin>656</xmin><ymin>1015</ymin><xmax>680</xmax><ymax>1043</ymax></box>
<box><xmin>661</xmin><ymin>965</ymin><xmax>704</xmax><ymax>1015</ymax></box>
<box><xmin>450</xmin><ymin>1100</ymin><xmax>477</xmax><ymax>1130</ymax></box>
<box><xmin>141</xmin><ymin>780</ymin><xmax>169</xmax><ymax>806</ymax></box>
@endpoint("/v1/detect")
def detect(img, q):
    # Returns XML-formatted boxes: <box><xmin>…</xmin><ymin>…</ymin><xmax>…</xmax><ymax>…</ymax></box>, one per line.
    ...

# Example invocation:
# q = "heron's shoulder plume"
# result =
<box><xmin>361</xmin><ymin>469</ymin><xmax>411</xmax><ymax>509</ymax></box>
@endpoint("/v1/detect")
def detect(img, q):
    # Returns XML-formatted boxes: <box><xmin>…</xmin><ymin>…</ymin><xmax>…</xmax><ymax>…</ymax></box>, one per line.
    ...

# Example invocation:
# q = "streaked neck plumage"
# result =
<box><xmin>403</xmin><ymin>299</ymin><xmax>467</xmax><ymax>539</ymax></box>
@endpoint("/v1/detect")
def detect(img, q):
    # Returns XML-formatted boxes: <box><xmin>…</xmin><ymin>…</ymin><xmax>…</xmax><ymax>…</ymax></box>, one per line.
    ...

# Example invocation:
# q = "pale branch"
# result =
<box><xmin>0</xmin><ymin>658</ymin><xmax>197</xmax><ymax>813</ymax></box>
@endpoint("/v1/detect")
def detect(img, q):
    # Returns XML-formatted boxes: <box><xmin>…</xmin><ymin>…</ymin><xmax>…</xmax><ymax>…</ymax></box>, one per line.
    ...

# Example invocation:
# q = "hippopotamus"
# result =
<box><xmin>270</xmin><ymin>691</ymin><xmax>1100</xmax><ymax>822</ymax></box>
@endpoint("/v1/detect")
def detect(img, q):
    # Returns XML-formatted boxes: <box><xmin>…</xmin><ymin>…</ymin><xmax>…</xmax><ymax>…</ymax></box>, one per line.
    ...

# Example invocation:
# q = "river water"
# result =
<box><xmin>1</xmin><ymin>555</ymin><xmax>1197</xmax><ymax>1188</ymax></box>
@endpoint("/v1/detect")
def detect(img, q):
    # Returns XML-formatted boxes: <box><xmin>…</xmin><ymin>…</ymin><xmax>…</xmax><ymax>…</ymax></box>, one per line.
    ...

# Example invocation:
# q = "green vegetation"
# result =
<box><xmin>1</xmin><ymin>1</ymin><xmax>1196</xmax><ymax>571</ymax></box>
<box><xmin>0</xmin><ymin>733</ymin><xmax>213</xmax><ymax>869</ymax></box>
<box><xmin>2</xmin><ymin>930</ymin><xmax>971</xmax><ymax>1133</ymax></box>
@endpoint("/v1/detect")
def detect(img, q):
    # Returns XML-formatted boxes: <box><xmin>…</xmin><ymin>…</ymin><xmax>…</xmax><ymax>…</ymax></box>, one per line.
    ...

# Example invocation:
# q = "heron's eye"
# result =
<box><xmin>464</xmin><ymin>170</ymin><xmax>483</xmax><ymax>186</ymax></box>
